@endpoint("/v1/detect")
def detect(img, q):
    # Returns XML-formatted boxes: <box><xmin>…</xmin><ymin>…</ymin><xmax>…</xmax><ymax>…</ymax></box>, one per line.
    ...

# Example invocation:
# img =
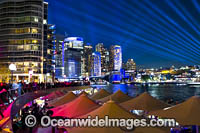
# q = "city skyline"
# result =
<box><xmin>46</xmin><ymin>0</ymin><xmax>200</xmax><ymax>68</ymax></box>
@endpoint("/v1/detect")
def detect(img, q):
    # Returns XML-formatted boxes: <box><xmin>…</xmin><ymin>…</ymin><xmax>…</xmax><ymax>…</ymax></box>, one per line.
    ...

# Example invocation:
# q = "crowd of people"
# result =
<box><xmin>0</xmin><ymin>80</ymin><xmax>90</xmax><ymax>120</ymax></box>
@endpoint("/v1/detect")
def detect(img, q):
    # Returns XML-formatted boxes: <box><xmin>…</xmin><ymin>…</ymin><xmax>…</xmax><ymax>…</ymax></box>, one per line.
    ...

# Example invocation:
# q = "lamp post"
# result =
<box><xmin>9</xmin><ymin>64</ymin><xmax>16</xmax><ymax>84</ymax></box>
<box><xmin>29</xmin><ymin>70</ymin><xmax>33</xmax><ymax>83</ymax></box>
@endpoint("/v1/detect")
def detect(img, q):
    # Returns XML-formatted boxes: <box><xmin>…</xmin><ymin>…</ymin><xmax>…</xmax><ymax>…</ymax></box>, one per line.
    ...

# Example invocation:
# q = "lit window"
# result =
<box><xmin>32</xmin><ymin>62</ymin><xmax>38</xmax><ymax>67</ymax></box>
<box><xmin>43</xmin><ymin>19</ymin><xmax>47</xmax><ymax>24</ymax></box>
<box><xmin>32</xmin><ymin>46</ymin><xmax>38</xmax><ymax>50</ymax></box>
<box><xmin>17</xmin><ymin>45</ymin><xmax>24</xmax><ymax>50</ymax></box>
<box><xmin>24</xmin><ymin>45</ymin><xmax>31</xmax><ymax>50</ymax></box>
<box><xmin>47</xmin><ymin>49</ymin><xmax>51</xmax><ymax>54</ymax></box>
<box><xmin>34</xmin><ymin>17</ymin><xmax>38</xmax><ymax>22</ymax></box>
<box><xmin>31</xmin><ymin>28</ymin><xmax>38</xmax><ymax>33</ymax></box>
<box><xmin>24</xmin><ymin>62</ymin><xmax>29</xmax><ymax>67</ymax></box>
<box><xmin>26</xmin><ymin>28</ymin><xmax>31</xmax><ymax>33</ymax></box>
<box><xmin>32</xmin><ymin>40</ymin><xmax>38</xmax><ymax>44</ymax></box>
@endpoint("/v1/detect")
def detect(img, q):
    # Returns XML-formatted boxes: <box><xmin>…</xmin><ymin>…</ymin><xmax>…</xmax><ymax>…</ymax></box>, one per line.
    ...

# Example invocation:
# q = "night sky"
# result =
<box><xmin>46</xmin><ymin>0</ymin><xmax>200</xmax><ymax>68</ymax></box>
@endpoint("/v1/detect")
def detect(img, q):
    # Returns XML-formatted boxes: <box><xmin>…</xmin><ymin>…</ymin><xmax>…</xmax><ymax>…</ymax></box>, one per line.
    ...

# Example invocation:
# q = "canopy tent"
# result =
<box><xmin>55</xmin><ymin>90</ymin><xmax>65</xmax><ymax>96</ymax></box>
<box><xmin>49</xmin><ymin>92</ymin><xmax>77</xmax><ymax>107</ymax></box>
<box><xmin>97</xmin><ymin>90</ymin><xmax>132</xmax><ymax>103</ymax></box>
<box><xmin>90</xmin><ymin>89</ymin><xmax>111</xmax><ymax>100</ymax></box>
<box><xmin>120</xmin><ymin>92</ymin><xmax>169</xmax><ymax>111</ymax></box>
<box><xmin>80</xmin><ymin>100</ymin><xmax>139</xmax><ymax>118</ymax></box>
<box><xmin>68</xmin><ymin>100</ymin><xmax>139</xmax><ymax>133</ymax></box>
<box><xmin>59</xmin><ymin>85</ymin><xmax>91</xmax><ymax>91</ymax></box>
<box><xmin>42</xmin><ymin>90</ymin><xmax>64</xmax><ymax>101</ymax></box>
<box><xmin>0</xmin><ymin>102</ymin><xmax>13</xmax><ymax>120</ymax></box>
<box><xmin>149</xmin><ymin>96</ymin><xmax>200</xmax><ymax>126</ymax></box>
<box><xmin>0</xmin><ymin>117</ymin><xmax>12</xmax><ymax>133</ymax></box>
<box><xmin>51</xmin><ymin>94</ymin><xmax>99</xmax><ymax>118</ymax></box>
<box><xmin>0</xmin><ymin>102</ymin><xmax>14</xmax><ymax>130</ymax></box>
<box><xmin>77</xmin><ymin>91</ymin><xmax>88</xmax><ymax>96</ymax></box>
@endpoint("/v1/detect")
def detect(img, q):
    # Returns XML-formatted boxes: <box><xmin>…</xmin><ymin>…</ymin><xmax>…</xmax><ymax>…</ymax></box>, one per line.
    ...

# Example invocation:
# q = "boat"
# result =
<box><xmin>112</xmin><ymin>81</ymin><xmax>121</xmax><ymax>84</ymax></box>
<box><xmin>187</xmin><ymin>82</ymin><xmax>200</xmax><ymax>85</ymax></box>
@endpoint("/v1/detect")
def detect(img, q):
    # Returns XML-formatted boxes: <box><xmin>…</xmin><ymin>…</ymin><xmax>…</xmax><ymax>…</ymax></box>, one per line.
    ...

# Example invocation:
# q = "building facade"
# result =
<box><xmin>125</xmin><ymin>59</ymin><xmax>136</xmax><ymax>71</ymax></box>
<box><xmin>55</xmin><ymin>40</ymin><xmax>64</xmax><ymax>79</ymax></box>
<box><xmin>0</xmin><ymin>0</ymin><xmax>49</xmax><ymax>83</ymax></box>
<box><xmin>95</xmin><ymin>43</ymin><xmax>109</xmax><ymax>75</ymax></box>
<box><xmin>109</xmin><ymin>45</ymin><xmax>122</xmax><ymax>71</ymax></box>
<box><xmin>91</xmin><ymin>52</ymin><xmax>101</xmax><ymax>77</ymax></box>
<box><xmin>47</xmin><ymin>24</ymin><xmax>56</xmax><ymax>82</ymax></box>
<box><xmin>109</xmin><ymin>45</ymin><xmax>115</xmax><ymax>72</ymax></box>
<box><xmin>82</xmin><ymin>43</ymin><xmax>93</xmax><ymax>77</ymax></box>
<box><xmin>113</xmin><ymin>45</ymin><xmax>122</xmax><ymax>71</ymax></box>
<box><xmin>62</xmin><ymin>37</ymin><xmax>83</xmax><ymax>79</ymax></box>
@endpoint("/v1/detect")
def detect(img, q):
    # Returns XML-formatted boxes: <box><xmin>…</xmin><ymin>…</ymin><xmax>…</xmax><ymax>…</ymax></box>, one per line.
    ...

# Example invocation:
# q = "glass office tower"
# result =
<box><xmin>91</xmin><ymin>52</ymin><xmax>101</xmax><ymax>77</ymax></box>
<box><xmin>62</xmin><ymin>37</ymin><xmax>83</xmax><ymax>79</ymax></box>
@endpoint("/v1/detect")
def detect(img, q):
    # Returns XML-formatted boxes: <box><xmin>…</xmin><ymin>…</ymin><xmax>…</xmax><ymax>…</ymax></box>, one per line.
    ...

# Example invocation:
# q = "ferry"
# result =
<box><xmin>187</xmin><ymin>82</ymin><xmax>200</xmax><ymax>85</ymax></box>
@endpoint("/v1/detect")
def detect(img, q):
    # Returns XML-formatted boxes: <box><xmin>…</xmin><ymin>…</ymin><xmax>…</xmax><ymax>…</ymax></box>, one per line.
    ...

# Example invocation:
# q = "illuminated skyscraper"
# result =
<box><xmin>109</xmin><ymin>45</ymin><xmax>115</xmax><ymax>71</ymax></box>
<box><xmin>47</xmin><ymin>24</ymin><xmax>56</xmax><ymax>82</ymax></box>
<box><xmin>95</xmin><ymin>43</ymin><xmax>109</xmax><ymax>74</ymax></box>
<box><xmin>125</xmin><ymin>59</ymin><xmax>136</xmax><ymax>71</ymax></box>
<box><xmin>0</xmin><ymin>0</ymin><xmax>49</xmax><ymax>83</ymax></box>
<box><xmin>114</xmin><ymin>45</ymin><xmax>122</xmax><ymax>71</ymax></box>
<box><xmin>91</xmin><ymin>52</ymin><xmax>101</xmax><ymax>76</ymax></box>
<box><xmin>83</xmin><ymin>43</ymin><xmax>93</xmax><ymax>77</ymax></box>
<box><xmin>109</xmin><ymin>45</ymin><xmax>122</xmax><ymax>71</ymax></box>
<box><xmin>62</xmin><ymin>37</ymin><xmax>83</xmax><ymax>79</ymax></box>
<box><xmin>55</xmin><ymin>40</ymin><xmax>64</xmax><ymax>78</ymax></box>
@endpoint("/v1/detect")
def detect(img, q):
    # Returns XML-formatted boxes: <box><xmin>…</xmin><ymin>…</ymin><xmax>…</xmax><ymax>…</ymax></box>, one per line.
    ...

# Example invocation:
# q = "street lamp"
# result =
<box><xmin>9</xmin><ymin>64</ymin><xmax>16</xmax><ymax>84</ymax></box>
<box><xmin>29</xmin><ymin>70</ymin><xmax>33</xmax><ymax>83</ymax></box>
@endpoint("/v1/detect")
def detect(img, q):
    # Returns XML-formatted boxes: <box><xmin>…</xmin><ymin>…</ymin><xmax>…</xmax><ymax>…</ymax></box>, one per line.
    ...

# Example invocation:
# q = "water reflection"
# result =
<box><xmin>92</xmin><ymin>84</ymin><xmax>200</xmax><ymax>102</ymax></box>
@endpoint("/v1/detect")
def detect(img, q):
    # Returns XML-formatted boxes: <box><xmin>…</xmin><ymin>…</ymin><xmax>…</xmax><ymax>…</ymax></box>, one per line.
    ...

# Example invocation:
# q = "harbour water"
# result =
<box><xmin>92</xmin><ymin>84</ymin><xmax>200</xmax><ymax>103</ymax></box>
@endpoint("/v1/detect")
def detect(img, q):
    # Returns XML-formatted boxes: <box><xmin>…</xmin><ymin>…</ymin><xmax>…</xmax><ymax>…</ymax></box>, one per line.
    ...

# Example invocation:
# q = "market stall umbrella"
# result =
<box><xmin>77</xmin><ymin>91</ymin><xmax>88</xmax><ymax>96</ymax></box>
<box><xmin>68</xmin><ymin>100</ymin><xmax>139</xmax><ymax>133</ymax></box>
<box><xmin>97</xmin><ymin>90</ymin><xmax>132</xmax><ymax>103</ymax></box>
<box><xmin>49</xmin><ymin>92</ymin><xmax>77</xmax><ymax>107</ymax></box>
<box><xmin>150</xmin><ymin>96</ymin><xmax>200</xmax><ymax>126</ymax></box>
<box><xmin>0</xmin><ymin>117</ymin><xmax>12</xmax><ymax>133</ymax></box>
<box><xmin>0</xmin><ymin>102</ymin><xmax>13</xmax><ymax>131</ymax></box>
<box><xmin>120</xmin><ymin>92</ymin><xmax>169</xmax><ymax>111</ymax></box>
<box><xmin>51</xmin><ymin>94</ymin><xmax>99</xmax><ymax>118</ymax></box>
<box><xmin>90</xmin><ymin>89</ymin><xmax>111</xmax><ymax>100</ymax></box>
<box><xmin>55</xmin><ymin>90</ymin><xmax>65</xmax><ymax>96</ymax></box>
<box><xmin>42</xmin><ymin>90</ymin><xmax>64</xmax><ymax>101</ymax></box>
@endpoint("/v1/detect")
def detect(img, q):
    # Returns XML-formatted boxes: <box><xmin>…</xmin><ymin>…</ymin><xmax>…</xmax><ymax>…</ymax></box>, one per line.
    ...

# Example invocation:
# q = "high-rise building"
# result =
<box><xmin>0</xmin><ymin>0</ymin><xmax>49</xmax><ymax>83</ymax></box>
<box><xmin>109</xmin><ymin>45</ymin><xmax>115</xmax><ymax>72</ymax></box>
<box><xmin>109</xmin><ymin>45</ymin><xmax>122</xmax><ymax>71</ymax></box>
<box><xmin>55</xmin><ymin>40</ymin><xmax>64</xmax><ymax>78</ymax></box>
<box><xmin>95</xmin><ymin>43</ymin><xmax>109</xmax><ymax>74</ymax></box>
<box><xmin>62</xmin><ymin>37</ymin><xmax>83</xmax><ymax>79</ymax></box>
<box><xmin>91</xmin><ymin>52</ymin><xmax>101</xmax><ymax>76</ymax></box>
<box><xmin>114</xmin><ymin>45</ymin><xmax>122</xmax><ymax>71</ymax></box>
<box><xmin>47</xmin><ymin>24</ymin><xmax>56</xmax><ymax>82</ymax></box>
<box><xmin>125</xmin><ymin>59</ymin><xmax>136</xmax><ymax>71</ymax></box>
<box><xmin>82</xmin><ymin>43</ymin><xmax>93</xmax><ymax>77</ymax></box>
